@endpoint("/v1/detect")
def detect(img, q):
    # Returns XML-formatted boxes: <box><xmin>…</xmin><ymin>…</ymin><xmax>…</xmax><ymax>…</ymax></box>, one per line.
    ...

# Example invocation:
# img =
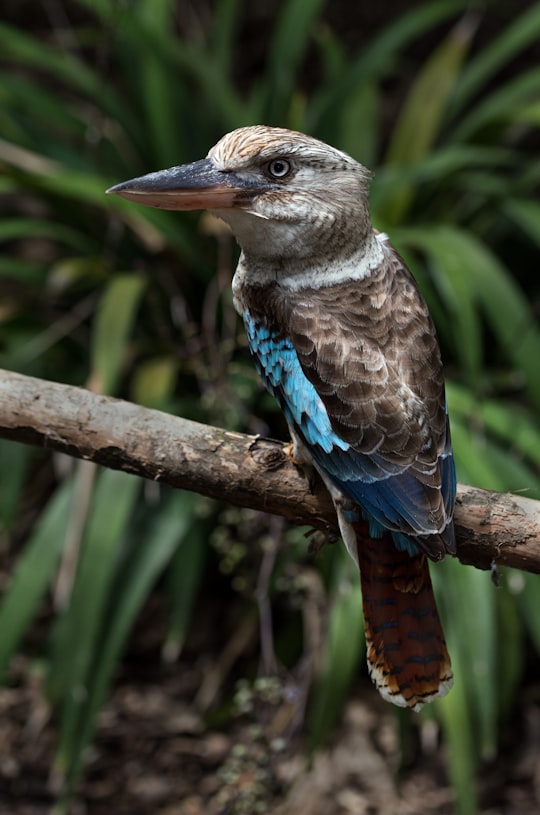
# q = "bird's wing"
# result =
<box><xmin>243</xmin><ymin>257</ymin><xmax>455</xmax><ymax>557</ymax></box>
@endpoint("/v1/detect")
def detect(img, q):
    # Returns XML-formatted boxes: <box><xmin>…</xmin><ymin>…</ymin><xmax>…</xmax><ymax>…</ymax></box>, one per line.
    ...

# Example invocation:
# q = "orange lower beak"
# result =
<box><xmin>106</xmin><ymin>158</ymin><xmax>259</xmax><ymax>211</ymax></box>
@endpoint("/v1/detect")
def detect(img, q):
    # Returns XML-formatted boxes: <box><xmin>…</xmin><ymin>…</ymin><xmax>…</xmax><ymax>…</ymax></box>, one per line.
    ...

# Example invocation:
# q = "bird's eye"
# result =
<box><xmin>266</xmin><ymin>159</ymin><xmax>292</xmax><ymax>179</ymax></box>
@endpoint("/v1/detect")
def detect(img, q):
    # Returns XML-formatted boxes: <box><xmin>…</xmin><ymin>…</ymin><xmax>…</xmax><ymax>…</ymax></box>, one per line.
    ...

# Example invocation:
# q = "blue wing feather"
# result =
<box><xmin>244</xmin><ymin>312</ymin><xmax>455</xmax><ymax>556</ymax></box>
<box><xmin>245</xmin><ymin>315</ymin><xmax>348</xmax><ymax>454</ymax></box>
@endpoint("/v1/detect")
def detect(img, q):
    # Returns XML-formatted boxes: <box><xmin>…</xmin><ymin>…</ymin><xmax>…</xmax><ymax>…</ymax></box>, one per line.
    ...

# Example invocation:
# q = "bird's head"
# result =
<box><xmin>108</xmin><ymin>126</ymin><xmax>373</xmax><ymax>263</ymax></box>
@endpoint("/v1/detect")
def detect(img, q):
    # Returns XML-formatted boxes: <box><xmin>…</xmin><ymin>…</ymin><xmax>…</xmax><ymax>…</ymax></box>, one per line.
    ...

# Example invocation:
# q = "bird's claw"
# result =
<box><xmin>305</xmin><ymin>527</ymin><xmax>339</xmax><ymax>555</ymax></box>
<box><xmin>283</xmin><ymin>441</ymin><xmax>302</xmax><ymax>466</ymax></box>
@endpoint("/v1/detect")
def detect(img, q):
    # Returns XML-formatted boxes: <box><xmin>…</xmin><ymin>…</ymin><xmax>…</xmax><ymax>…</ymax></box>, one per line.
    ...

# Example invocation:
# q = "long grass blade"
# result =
<box><xmin>0</xmin><ymin>441</ymin><xmax>32</xmax><ymax>532</ymax></box>
<box><xmin>308</xmin><ymin>549</ymin><xmax>364</xmax><ymax>751</ymax></box>
<box><xmin>310</xmin><ymin>0</ymin><xmax>469</xmax><ymax>134</ymax></box>
<box><xmin>371</xmin><ymin>144</ymin><xmax>515</xmax><ymax>211</ymax></box>
<box><xmin>436</xmin><ymin>680</ymin><xmax>478</xmax><ymax>815</ymax></box>
<box><xmin>163</xmin><ymin>507</ymin><xmax>207</xmax><ymax>661</ymax></box>
<box><xmin>434</xmin><ymin>556</ymin><xmax>497</xmax><ymax>762</ymax></box>
<box><xmin>0</xmin><ymin>478</ymin><xmax>75</xmax><ymax>683</ymax></box>
<box><xmin>449</xmin><ymin>4</ymin><xmax>540</xmax><ymax>116</ymax></box>
<box><xmin>90</xmin><ymin>273</ymin><xmax>146</xmax><ymax>395</ymax></box>
<box><xmin>130</xmin><ymin>0</ymin><xmax>182</xmax><ymax>167</ymax></box>
<box><xmin>391</xmin><ymin>226</ymin><xmax>483</xmax><ymax>387</ymax></box>
<box><xmin>503</xmin><ymin>198</ymin><xmax>540</xmax><ymax>251</ymax></box>
<box><xmin>381</xmin><ymin>16</ymin><xmax>475</xmax><ymax>223</ymax></box>
<box><xmin>49</xmin><ymin>470</ymin><xmax>140</xmax><ymax>778</ymax></box>
<box><xmin>513</xmin><ymin>572</ymin><xmax>540</xmax><ymax>655</ymax></box>
<box><xmin>452</xmin><ymin>67</ymin><xmax>540</xmax><ymax>141</ymax></box>
<box><xmin>447</xmin><ymin>383</ymin><xmax>540</xmax><ymax>481</ymax></box>
<box><xmin>58</xmin><ymin>488</ymin><xmax>201</xmax><ymax>796</ymax></box>
<box><xmin>495</xmin><ymin>584</ymin><xmax>524</xmax><ymax>720</ymax></box>
<box><xmin>262</xmin><ymin>0</ymin><xmax>327</xmax><ymax>124</ymax></box>
<box><xmin>0</xmin><ymin>218</ymin><xmax>95</xmax><ymax>252</ymax></box>
<box><xmin>0</xmin><ymin>22</ymin><xmax>141</xmax><ymax>144</ymax></box>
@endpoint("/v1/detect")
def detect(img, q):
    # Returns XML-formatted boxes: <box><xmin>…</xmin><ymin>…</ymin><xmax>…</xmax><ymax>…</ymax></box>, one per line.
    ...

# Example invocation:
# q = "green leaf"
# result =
<box><xmin>446</xmin><ymin>381</ymin><xmax>540</xmax><ymax>478</ymax></box>
<box><xmin>449</xmin><ymin>4</ymin><xmax>540</xmax><ymax>116</ymax></box>
<box><xmin>495</xmin><ymin>584</ymin><xmax>524</xmax><ymax>720</ymax></box>
<box><xmin>503</xmin><ymin>198</ymin><xmax>540</xmax><ymax>250</ymax></box>
<box><xmin>57</xmin><ymin>487</ymin><xmax>201</xmax><ymax>794</ymax></box>
<box><xmin>308</xmin><ymin>549</ymin><xmax>364</xmax><ymax>750</ymax></box>
<box><xmin>452</xmin><ymin>67</ymin><xmax>540</xmax><ymax>141</ymax></box>
<box><xmin>382</xmin><ymin>17</ymin><xmax>475</xmax><ymax>223</ymax></box>
<box><xmin>0</xmin><ymin>74</ymin><xmax>85</xmax><ymax>148</ymax></box>
<box><xmin>396</xmin><ymin>226</ymin><xmax>540</xmax><ymax>412</ymax></box>
<box><xmin>371</xmin><ymin>144</ymin><xmax>515</xmax><ymax>211</ymax></box>
<box><xmin>391</xmin><ymin>226</ymin><xmax>483</xmax><ymax>386</ymax></box>
<box><xmin>131</xmin><ymin>355</ymin><xmax>178</xmax><ymax>410</ymax></box>
<box><xmin>0</xmin><ymin>218</ymin><xmax>95</xmax><ymax>252</ymax></box>
<box><xmin>448</xmin><ymin>418</ymin><xmax>505</xmax><ymax>490</ymax></box>
<box><xmin>262</xmin><ymin>0</ymin><xmax>327</xmax><ymax>124</ymax></box>
<box><xmin>210</xmin><ymin>0</ymin><xmax>243</xmax><ymax>80</ymax></box>
<box><xmin>510</xmin><ymin>100</ymin><xmax>540</xmax><ymax>128</ymax></box>
<box><xmin>46</xmin><ymin>470</ymin><xmax>140</xmax><ymax>699</ymax></box>
<box><xmin>469</xmin><ymin>238</ymin><xmax>540</xmax><ymax>414</ymax></box>
<box><xmin>132</xmin><ymin>0</ymin><xmax>183</xmax><ymax>168</ymax></box>
<box><xmin>513</xmin><ymin>571</ymin><xmax>540</xmax><ymax>654</ymax></box>
<box><xmin>163</xmin><ymin>499</ymin><xmax>207</xmax><ymax>661</ymax></box>
<box><xmin>0</xmin><ymin>478</ymin><xmax>75</xmax><ymax>683</ymax></box>
<box><xmin>0</xmin><ymin>440</ymin><xmax>32</xmax><ymax>532</ymax></box>
<box><xmin>339</xmin><ymin>82</ymin><xmax>380</xmax><ymax>168</ymax></box>
<box><xmin>0</xmin><ymin>258</ymin><xmax>46</xmax><ymax>281</ymax></box>
<box><xmin>0</xmin><ymin>21</ymin><xmax>142</xmax><ymax>148</ymax></box>
<box><xmin>436</xmin><ymin>682</ymin><xmax>478</xmax><ymax>815</ymax></box>
<box><xmin>49</xmin><ymin>470</ymin><xmax>140</xmax><ymax>776</ymax></box>
<box><xmin>310</xmin><ymin>0</ymin><xmax>470</xmax><ymax>136</ymax></box>
<box><xmin>434</xmin><ymin>557</ymin><xmax>497</xmax><ymax>761</ymax></box>
<box><xmin>90</xmin><ymin>273</ymin><xmax>146</xmax><ymax>395</ymax></box>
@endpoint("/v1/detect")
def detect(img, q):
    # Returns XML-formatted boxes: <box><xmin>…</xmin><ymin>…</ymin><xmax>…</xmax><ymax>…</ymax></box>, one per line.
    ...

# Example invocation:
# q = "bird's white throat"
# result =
<box><xmin>279</xmin><ymin>231</ymin><xmax>387</xmax><ymax>290</ymax></box>
<box><xmin>231</xmin><ymin>230</ymin><xmax>387</xmax><ymax>304</ymax></box>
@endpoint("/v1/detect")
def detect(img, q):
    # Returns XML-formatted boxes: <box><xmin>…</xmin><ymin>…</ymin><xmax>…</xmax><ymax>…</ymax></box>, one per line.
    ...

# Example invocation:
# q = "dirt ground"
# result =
<box><xmin>1</xmin><ymin>630</ymin><xmax>539</xmax><ymax>815</ymax></box>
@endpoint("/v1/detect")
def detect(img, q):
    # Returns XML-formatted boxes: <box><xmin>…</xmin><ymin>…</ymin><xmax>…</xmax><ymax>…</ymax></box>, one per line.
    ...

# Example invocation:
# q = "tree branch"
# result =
<box><xmin>1</xmin><ymin>368</ymin><xmax>539</xmax><ymax>574</ymax></box>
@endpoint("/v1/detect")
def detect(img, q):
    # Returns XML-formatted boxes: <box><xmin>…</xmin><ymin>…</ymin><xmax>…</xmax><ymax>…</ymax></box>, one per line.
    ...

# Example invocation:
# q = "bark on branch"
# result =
<box><xmin>1</xmin><ymin>368</ymin><xmax>539</xmax><ymax>574</ymax></box>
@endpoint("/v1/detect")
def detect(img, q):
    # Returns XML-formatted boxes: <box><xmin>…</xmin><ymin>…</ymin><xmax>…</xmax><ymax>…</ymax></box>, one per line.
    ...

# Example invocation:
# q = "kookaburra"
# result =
<box><xmin>108</xmin><ymin>126</ymin><xmax>455</xmax><ymax>709</ymax></box>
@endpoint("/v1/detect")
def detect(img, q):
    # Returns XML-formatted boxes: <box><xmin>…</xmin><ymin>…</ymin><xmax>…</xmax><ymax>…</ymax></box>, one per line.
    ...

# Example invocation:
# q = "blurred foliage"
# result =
<box><xmin>0</xmin><ymin>1</ymin><xmax>539</xmax><ymax>811</ymax></box>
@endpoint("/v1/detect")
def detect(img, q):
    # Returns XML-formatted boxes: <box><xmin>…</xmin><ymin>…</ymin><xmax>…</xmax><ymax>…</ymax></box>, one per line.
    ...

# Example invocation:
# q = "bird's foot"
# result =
<box><xmin>283</xmin><ymin>441</ymin><xmax>302</xmax><ymax>466</ymax></box>
<box><xmin>283</xmin><ymin>441</ymin><xmax>320</xmax><ymax>495</ymax></box>
<box><xmin>305</xmin><ymin>527</ymin><xmax>339</xmax><ymax>555</ymax></box>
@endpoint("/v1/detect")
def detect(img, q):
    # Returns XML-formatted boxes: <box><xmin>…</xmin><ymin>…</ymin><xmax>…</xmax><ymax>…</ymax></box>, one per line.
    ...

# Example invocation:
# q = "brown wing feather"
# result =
<box><xmin>241</xmin><ymin>250</ymin><xmax>453</xmax><ymax>544</ymax></box>
<box><xmin>285</xmin><ymin>256</ymin><xmax>447</xmax><ymax>463</ymax></box>
<box><xmin>265</xmin><ymin>252</ymin><xmax>449</xmax><ymax>480</ymax></box>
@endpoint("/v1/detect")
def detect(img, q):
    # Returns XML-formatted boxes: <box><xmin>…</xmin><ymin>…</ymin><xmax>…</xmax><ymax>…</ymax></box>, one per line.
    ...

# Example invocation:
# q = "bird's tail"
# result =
<box><xmin>353</xmin><ymin>522</ymin><xmax>453</xmax><ymax>711</ymax></box>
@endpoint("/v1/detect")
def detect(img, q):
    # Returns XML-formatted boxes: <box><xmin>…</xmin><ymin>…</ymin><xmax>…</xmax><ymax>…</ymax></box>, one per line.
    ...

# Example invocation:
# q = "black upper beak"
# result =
<box><xmin>107</xmin><ymin>158</ymin><xmax>260</xmax><ymax>211</ymax></box>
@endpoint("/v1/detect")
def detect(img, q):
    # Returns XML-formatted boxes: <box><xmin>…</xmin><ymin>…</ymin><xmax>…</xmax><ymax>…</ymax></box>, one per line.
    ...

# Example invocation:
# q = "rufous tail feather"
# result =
<box><xmin>354</xmin><ymin>521</ymin><xmax>453</xmax><ymax>711</ymax></box>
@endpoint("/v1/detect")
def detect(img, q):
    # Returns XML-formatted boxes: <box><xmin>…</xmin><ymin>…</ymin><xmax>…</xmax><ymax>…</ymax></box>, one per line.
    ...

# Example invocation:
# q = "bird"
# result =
<box><xmin>108</xmin><ymin>125</ymin><xmax>456</xmax><ymax>710</ymax></box>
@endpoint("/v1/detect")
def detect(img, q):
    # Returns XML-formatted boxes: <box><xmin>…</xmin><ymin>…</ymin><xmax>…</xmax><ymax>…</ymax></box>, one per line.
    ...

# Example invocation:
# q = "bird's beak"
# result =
<box><xmin>106</xmin><ymin>158</ymin><xmax>260</xmax><ymax>211</ymax></box>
